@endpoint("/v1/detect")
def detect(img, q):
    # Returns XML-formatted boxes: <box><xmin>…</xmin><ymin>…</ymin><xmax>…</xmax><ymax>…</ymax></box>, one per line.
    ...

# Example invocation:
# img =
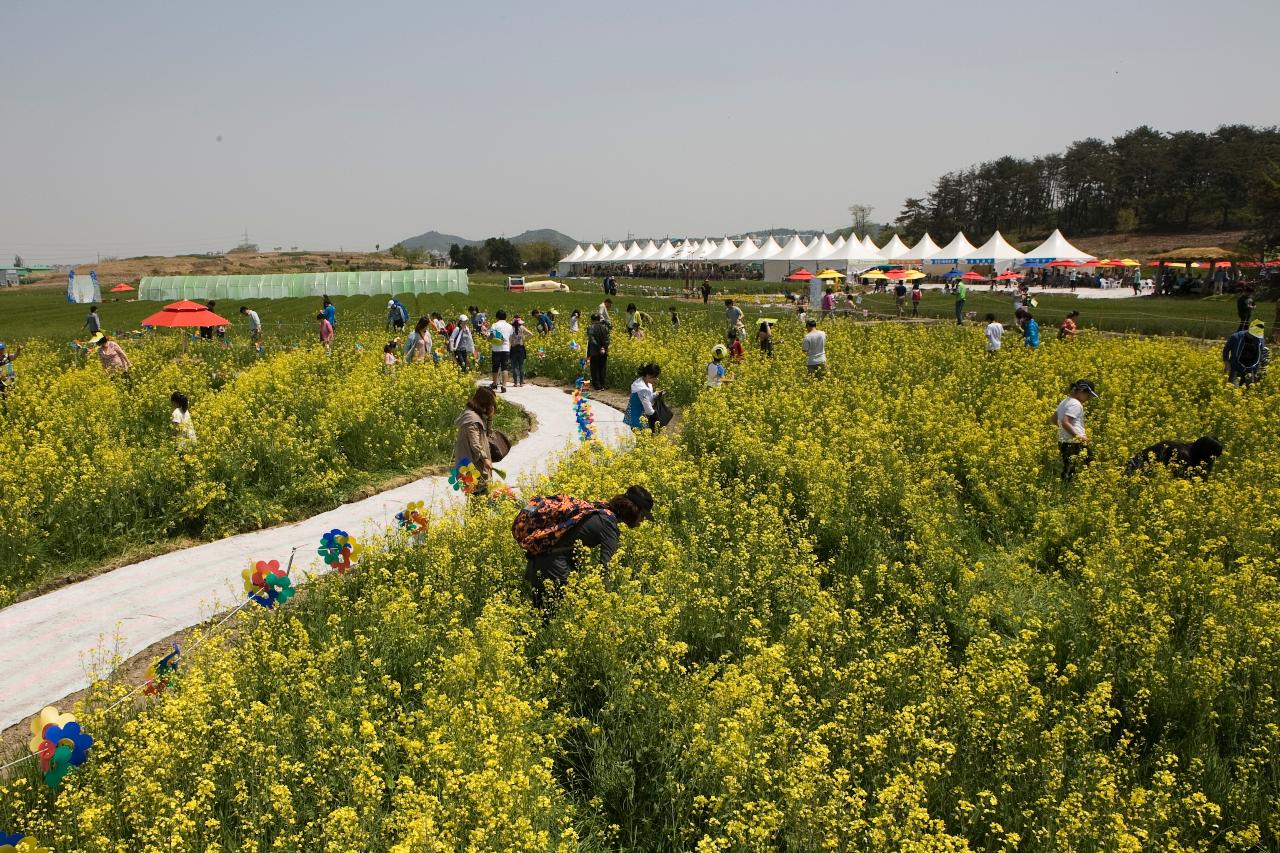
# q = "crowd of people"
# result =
<box><xmin>2</xmin><ymin>280</ymin><xmax>1270</xmax><ymax>618</ymax></box>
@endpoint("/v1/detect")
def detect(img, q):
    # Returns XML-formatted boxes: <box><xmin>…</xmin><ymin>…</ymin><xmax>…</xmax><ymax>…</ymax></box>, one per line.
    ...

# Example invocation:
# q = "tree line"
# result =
<box><xmin>386</xmin><ymin>239</ymin><xmax>562</xmax><ymax>273</ymax></box>
<box><xmin>893</xmin><ymin>125</ymin><xmax>1280</xmax><ymax>248</ymax></box>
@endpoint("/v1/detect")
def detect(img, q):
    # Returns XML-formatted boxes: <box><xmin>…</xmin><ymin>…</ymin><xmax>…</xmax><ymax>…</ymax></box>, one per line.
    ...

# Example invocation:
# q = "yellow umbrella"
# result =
<box><xmin>1116</xmin><ymin>258</ymin><xmax>1141</xmax><ymax>267</ymax></box>
<box><xmin>860</xmin><ymin>270</ymin><xmax>888</xmax><ymax>279</ymax></box>
<box><xmin>815</xmin><ymin>269</ymin><xmax>846</xmax><ymax>280</ymax></box>
<box><xmin>901</xmin><ymin>269</ymin><xmax>926</xmax><ymax>280</ymax></box>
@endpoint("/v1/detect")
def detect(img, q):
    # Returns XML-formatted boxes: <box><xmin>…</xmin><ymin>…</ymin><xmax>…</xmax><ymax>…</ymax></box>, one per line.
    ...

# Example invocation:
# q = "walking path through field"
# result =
<box><xmin>0</xmin><ymin>384</ymin><xmax>629</xmax><ymax>730</ymax></box>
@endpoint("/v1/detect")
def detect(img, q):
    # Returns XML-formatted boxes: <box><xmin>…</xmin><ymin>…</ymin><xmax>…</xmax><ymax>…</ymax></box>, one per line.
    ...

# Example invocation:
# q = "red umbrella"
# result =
<box><xmin>110</xmin><ymin>283</ymin><xmax>135</xmax><ymax>292</ymax></box>
<box><xmin>994</xmin><ymin>271</ymin><xmax>1021</xmax><ymax>280</ymax></box>
<box><xmin>141</xmin><ymin>300</ymin><xmax>230</xmax><ymax>328</ymax></box>
<box><xmin>785</xmin><ymin>268</ymin><xmax>814</xmax><ymax>281</ymax></box>
<box><xmin>960</xmin><ymin>271</ymin><xmax>987</xmax><ymax>281</ymax></box>
<box><xmin>1045</xmin><ymin>259</ymin><xmax>1083</xmax><ymax>267</ymax></box>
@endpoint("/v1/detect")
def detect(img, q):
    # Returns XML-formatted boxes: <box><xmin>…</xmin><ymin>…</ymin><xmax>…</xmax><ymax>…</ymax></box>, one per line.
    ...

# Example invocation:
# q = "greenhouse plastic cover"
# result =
<box><xmin>138</xmin><ymin>268</ymin><xmax>469</xmax><ymax>301</ymax></box>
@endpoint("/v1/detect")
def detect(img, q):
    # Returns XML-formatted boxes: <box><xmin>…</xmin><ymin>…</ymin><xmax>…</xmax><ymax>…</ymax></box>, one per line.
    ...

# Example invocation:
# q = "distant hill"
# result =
<box><xmin>396</xmin><ymin>230</ymin><xmax>476</xmax><ymax>254</ymax></box>
<box><xmin>396</xmin><ymin>228</ymin><xmax>580</xmax><ymax>254</ymax></box>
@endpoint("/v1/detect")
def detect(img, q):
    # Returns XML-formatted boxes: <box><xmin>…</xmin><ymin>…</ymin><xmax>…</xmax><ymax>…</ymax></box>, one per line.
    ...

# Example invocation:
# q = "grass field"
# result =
<box><xmin>2</xmin><ymin>272</ymin><xmax>1272</xmax><ymax>346</ymax></box>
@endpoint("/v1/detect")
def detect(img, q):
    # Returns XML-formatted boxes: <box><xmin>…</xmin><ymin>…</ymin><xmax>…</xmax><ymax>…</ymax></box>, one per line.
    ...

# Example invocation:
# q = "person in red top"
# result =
<box><xmin>1058</xmin><ymin>310</ymin><xmax>1079</xmax><ymax>341</ymax></box>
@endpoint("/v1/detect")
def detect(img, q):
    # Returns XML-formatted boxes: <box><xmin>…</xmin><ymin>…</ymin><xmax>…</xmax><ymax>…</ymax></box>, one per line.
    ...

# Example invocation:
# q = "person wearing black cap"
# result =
<box><xmin>515</xmin><ymin>485</ymin><xmax>656</xmax><ymax>610</ymax></box>
<box><xmin>1052</xmin><ymin>379</ymin><xmax>1098</xmax><ymax>481</ymax></box>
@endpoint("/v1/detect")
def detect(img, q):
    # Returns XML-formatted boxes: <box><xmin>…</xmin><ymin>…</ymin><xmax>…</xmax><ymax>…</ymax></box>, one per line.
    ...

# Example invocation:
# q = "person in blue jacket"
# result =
<box><xmin>322</xmin><ymin>295</ymin><xmax>337</xmax><ymax>329</ymax></box>
<box><xmin>1023</xmin><ymin>312</ymin><xmax>1040</xmax><ymax>348</ymax></box>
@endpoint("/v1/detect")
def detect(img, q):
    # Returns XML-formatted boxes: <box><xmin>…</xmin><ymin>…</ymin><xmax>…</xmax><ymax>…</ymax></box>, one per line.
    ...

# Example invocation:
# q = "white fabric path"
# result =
<box><xmin>0</xmin><ymin>384</ymin><xmax>629</xmax><ymax>730</ymax></box>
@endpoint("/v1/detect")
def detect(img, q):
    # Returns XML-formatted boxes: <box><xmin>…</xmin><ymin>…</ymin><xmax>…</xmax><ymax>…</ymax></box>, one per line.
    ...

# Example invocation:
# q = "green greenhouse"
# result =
<box><xmin>138</xmin><ymin>269</ymin><xmax>468</xmax><ymax>301</ymax></box>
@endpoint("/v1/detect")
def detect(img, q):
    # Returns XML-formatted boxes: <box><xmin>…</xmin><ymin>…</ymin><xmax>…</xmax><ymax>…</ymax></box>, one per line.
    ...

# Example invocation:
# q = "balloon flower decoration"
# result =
<box><xmin>396</xmin><ymin>501</ymin><xmax>429</xmax><ymax>537</ymax></box>
<box><xmin>143</xmin><ymin>644</ymin><xmax>181</xmax><ymax>696</ymax></box>
<box><xmin>449</xmin><ymin>458</ymin><xmax>481</xmax><ymax>494</ymax></box>
<box><xmin>536</xmin><ymin>347</ymin><xmax>546</xmax><ymax>359</ymax></box>
<box><xmin>572</xmin><ymin>377</ymin><xmax>599</xmax><ymax>443</ymax></box>
<box><xmin>242</xmin><ymin>559</ymin><xmax>294</xmax><ymax>608</ymax></box>
<box><xmin>318</xmin><ymin>529</ymin><xmax>363</xmax><ymax>574</ymax></box>
<box><xmin>0</xmin><ymin>834</ymin><xmax>53</xmax><ymax>852</ymax></box>
<box><xmin>28</xmin><ymin>706</ymin><xmax>93</xmax><ymax>789</ymax></box>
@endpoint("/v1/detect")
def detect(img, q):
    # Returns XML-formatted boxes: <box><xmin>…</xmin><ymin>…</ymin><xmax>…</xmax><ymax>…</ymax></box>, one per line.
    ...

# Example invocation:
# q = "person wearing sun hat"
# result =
<box><xmin>705</xmin><ymin>344</ymin><xmax>731</xmax><ymax>388</ymax></box>
<box><xmin>1222</xmin><ymin>320</ymin><xmax>1269</xmax><ymax>386</ymax></box>
<box><xmin>1052</xmin><ymin>379</ymin><xmax>1098</xmax><ymax>482</ymax></box>
<box><xmin>448</xmin><ymin>313</ymin><xmax>475</xmax><ymax>372</ymax></box>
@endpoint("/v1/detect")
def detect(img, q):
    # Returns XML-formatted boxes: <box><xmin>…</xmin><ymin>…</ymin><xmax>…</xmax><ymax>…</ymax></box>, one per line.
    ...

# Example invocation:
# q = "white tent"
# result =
<box><xmin>962</xmin><ymin>231</ymin><xmax>1025</xmax><ymax>264</ymax></box>
<box><xmin>860</xmin><ymin>235</ymin><xmax>882</xmax><ymax>256</ymax></box>
<box><xmin>560</xmin><ymin>245</ymin><xmax>586</xmax><ymax>264</ymax></box>
<box><xmin>638</xmin><ymin>240</ymin><xmax>660</xmax><ymax>261</ymax></box>
<box><xmin>897</xmin><ymin>234</ymin><xmax>941</xmax><ymax>263</ymax></box>
<box><xmin>878</xmin><ymin>234</ymin><xmax>912</xmax><ymax>261</ymax></box>
<box><xmin>601</xmin><ymin>242</ymin><xmax>629</xmax><ymax>263</ymax></box>
<box><xmin>796</xmin><ymin>235</ymin><xmax>838</xmax><ymax>264</ymax></box>
<box><xmin>578</xmin><ymin>244</ymin><xmax>602</xmax><ymax>263</ymax></box>
<box><xmin>775</xmin><ymin>235</ymin><xmax>814</xmax><ymax>262</ymax></box>
<box><xmin>620</xmin><ymin>241</ymin><xmax>644</xmax><ymax>262</ymax></box>
<box><xmin>725</xmin><ymin>237</ymin><xmax>761</xmax><ymax>261</ymax></box>
<box><xmin>830</xmin><ymin>236</ymin><xmax>884</xmax><ymax>266</ymax></box>
<box><xmin>711</xmin><ymin>237</ymin><xmax>739</xmax><ymax>260</ymax></box>
<box><xmin>743</xmin><ymin>236</ymin><xmax>783</xmax><ymax>262</ymax></box>
<box><xmin>699</xmin><ymin>238</ymin><xmax>718</xmax><ymax>259</ymax></box>
<box><xmin>1021</xmin><ymin>229</ymin><xmax>1095</xmax><ymax>263</ymax></box>
<box><xmin>655</xmin><ymin>240</ymin><xmax>678</xmax><ymax>261</ymax></box>
<box><xmin>823</xmin><ymin>235</ymin><xmax>847</xmax><ymax>259</ymax></box>
<box><xmin>926</xmin><ymin>233</ymin><xmax>977</xmax><ymax>265</ymax></box>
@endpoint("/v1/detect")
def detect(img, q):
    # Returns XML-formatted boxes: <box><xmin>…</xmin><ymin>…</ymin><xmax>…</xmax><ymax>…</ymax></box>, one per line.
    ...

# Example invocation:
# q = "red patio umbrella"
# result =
<box><xmin>960</xmin><ymin>271</ymin><xmax>987</xmax><ymax>281</ymax></box>
<box><xmin>141</xmin><ymin>300</ymin><xmax>230</xmax><ymax>328</ymax></box>
<box><xmin>994</xmin><ymin>271</ymin><xmax>1022</xmax><ymax>280</ymax></box>
<box><xmin>785</xmin><ymin>268</ymin><xmax>814</xmax><ymax>281</ymax></box>
<box><xmin>1045</xmin><ymin>259</ymin><xmax>1083</xmax><ymax>267</ymax></box>
<box><xmin>110</xmin><ymin>283</ymin><xmax>135</xmax><ymax>292</ymax></box>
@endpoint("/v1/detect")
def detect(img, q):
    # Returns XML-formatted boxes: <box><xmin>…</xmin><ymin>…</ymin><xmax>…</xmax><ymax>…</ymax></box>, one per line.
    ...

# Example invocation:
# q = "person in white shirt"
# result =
<box><xmin>170</xmin><ymin>391</ymin><xmax>196</xmax><ymax>448</ymax></box>
<box><xmin>1052</xmin><ymin>379</ymin><xmax>1098</xmax><ymax>481</ymax></box>
<box><xmin>801</xmin><ymin>318</ymin><xmax>827</xmax><ymax>377</ymax></box>
<box><xmin>597</xmin><ymin>299</ymin><xmax>613</xmax><ymax>328</ymax></box>
<box><xmin>984</xmin><ymin>313</ymin><xmax>1004</xmax><ymax>353</ymax></box>
<box><xmin>239</xmin><ymin>306</ymin><xmax>261</xmax><ymax>344</ymax></box>
<box><xmin>449</xmin><ymin>315</ymin><xmax>475</xmax><ymax>372</ymax></box>
<box><xmin>488</xmin><ymin>309</ymin><xmax>514</xmax><ymax>393</ymax></box>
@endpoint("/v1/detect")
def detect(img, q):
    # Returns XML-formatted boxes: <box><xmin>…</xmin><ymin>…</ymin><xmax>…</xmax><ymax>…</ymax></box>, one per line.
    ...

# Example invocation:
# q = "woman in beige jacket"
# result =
<box><xmin>453</xmin><ymin>386</ymin><xmax>496</xmax><ymax>497</ymax></box>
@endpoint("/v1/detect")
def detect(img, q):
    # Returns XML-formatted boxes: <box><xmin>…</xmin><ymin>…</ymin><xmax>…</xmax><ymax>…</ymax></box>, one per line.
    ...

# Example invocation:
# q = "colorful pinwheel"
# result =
<box><xmin>449</xmin><ymin>458</ymin><xmax>481</xmax><ymax>494</ymax></box>
<box><xmin>29</xmin><ymin>706</ymin><xmax>93</xmax><ymax>789</ymax></box>
<box><xmin>242</xmin><ymin>560</ymin><xmax>280</xmax><ymax>608</ymax></box>
<box><xmin>395</xmin><ymin>500</ymin><xmax>429</xmax><ymax>535</ymax></box>
<box><xmin>318</xmin><ymin>529</ymin><xmax>362</xmax><ymax>573</ymax></box>
<box><xmin>144</xmin><ymin>644</ymin><xmax>181</xmax><ymax>696</ymax></box>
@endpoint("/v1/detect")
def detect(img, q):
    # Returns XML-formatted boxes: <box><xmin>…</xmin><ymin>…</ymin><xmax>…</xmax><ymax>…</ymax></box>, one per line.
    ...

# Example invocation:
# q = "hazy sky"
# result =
<box><xmin>3</xmin><ymin>0</ymin><xmax>1277</xmax><ymax>263</ymax></box>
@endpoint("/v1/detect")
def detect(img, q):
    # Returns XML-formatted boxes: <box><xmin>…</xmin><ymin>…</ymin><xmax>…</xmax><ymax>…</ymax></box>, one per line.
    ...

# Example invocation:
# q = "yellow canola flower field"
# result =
<box><xmin>3</xmin><ymin>321</ymin><xmax>1279</xmax><ymax>851</ymax></box>
<box><xmin>0</xmin><ymin>337</ymin><xmax>474</xmax><ymax>602</ymax></box>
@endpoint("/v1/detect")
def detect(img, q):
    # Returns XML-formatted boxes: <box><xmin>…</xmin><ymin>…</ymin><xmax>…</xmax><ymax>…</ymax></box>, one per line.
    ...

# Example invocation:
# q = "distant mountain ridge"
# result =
<box><xmin>397</xmin><ymin>228</ymin><xmax>580</xmax><ymax>254</ymax></box>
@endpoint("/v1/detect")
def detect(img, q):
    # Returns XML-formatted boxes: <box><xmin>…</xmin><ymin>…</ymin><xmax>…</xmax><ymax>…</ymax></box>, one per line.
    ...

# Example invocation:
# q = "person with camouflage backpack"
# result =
<box><xmin>513</xmin><ymin>485</ymin><xmax>655</xmax><ymax>610</ymax></box>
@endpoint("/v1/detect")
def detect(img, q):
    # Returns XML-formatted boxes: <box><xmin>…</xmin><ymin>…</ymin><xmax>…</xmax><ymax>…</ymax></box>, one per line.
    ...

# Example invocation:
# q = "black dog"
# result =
<box><xmin>1125</xmin><ymin>436</ymin><xmax>1223</xmax><ymax>478</ymax></box>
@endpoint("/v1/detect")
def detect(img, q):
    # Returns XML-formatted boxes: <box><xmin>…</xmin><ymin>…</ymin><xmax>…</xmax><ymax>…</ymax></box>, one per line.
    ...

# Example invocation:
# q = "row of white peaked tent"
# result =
<box><xmin>558</xmin><ymin>229</ymin><xmax>1094</xmax><ymax>279</ymax></box>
